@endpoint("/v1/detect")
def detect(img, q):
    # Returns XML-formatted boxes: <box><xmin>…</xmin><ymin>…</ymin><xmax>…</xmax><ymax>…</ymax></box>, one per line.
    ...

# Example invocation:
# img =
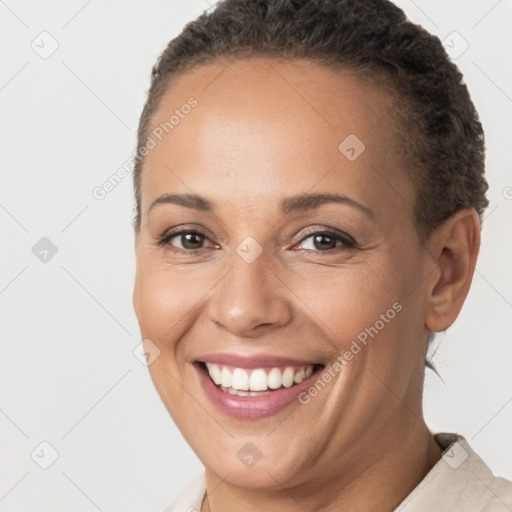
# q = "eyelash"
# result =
<box><xmin>155</xmin><ymin>226</ymin><xmax>357</xmax><ymax>256</ymax></box>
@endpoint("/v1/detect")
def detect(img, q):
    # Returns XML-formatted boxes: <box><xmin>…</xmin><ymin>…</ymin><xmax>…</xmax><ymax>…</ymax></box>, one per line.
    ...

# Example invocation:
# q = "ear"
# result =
<box><xmin>424</xmin><ymin>208</ymin><xmax>481</xmax><ymax>333</ymax></box>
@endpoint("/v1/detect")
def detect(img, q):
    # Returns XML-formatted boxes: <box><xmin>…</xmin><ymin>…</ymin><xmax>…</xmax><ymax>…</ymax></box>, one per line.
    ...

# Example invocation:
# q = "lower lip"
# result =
<box><xmin>195</xmin><ymin>363</ymin><xmax>321</xmax><ymax>419</ymax></box>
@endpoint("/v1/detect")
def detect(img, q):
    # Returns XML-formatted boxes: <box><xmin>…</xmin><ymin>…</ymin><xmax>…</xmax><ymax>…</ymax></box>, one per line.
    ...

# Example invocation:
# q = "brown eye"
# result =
<box><xmin>156</xmin><ymin>228</ymin><xmax>215</xmax><ymax>254</ymax></box>
<box><xmin>294</xmin><ymin>229</ymin><xmax>356</xmax><ymax>253</ymax></box>
<box><xmin>171</xmin><ymin>232</ymin><xmax>207</xmax><ymax>250</ymax></box>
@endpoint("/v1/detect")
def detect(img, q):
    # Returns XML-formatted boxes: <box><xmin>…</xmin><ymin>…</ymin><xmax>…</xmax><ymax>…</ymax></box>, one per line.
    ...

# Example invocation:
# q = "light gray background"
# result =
<box><xmin>1</xmin><ymin>1</ymin><xmax>511</xmax><ymax>511</ymax></box>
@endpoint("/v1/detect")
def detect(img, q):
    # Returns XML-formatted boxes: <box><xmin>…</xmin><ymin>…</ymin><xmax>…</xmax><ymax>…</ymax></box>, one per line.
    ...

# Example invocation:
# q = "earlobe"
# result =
<box><xmin>424</xmin><ymin>208</ymin><xmax>481</xmax><ymax>333</ymax></box>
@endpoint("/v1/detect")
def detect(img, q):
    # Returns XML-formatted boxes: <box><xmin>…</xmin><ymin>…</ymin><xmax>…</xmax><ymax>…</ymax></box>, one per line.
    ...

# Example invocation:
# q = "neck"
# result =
<box><xmin>201</xmin><ymin>419</ymin><xmax>443</xmax><ymax>512</ymax></box>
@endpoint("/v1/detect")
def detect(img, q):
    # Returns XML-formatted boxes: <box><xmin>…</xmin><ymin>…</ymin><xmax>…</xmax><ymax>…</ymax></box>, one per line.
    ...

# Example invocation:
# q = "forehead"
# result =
<box><xmin>140</xmin><ymin>58</ymin><xmax>413</xmax><ymax>220</ymax></box>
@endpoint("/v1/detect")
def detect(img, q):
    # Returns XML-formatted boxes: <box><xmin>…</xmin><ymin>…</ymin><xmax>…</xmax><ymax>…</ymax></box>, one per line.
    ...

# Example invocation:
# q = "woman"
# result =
<box><xmin>132</xmin><ymin>0</ymin><xmax>512</xmax><ymax>510</ymax></box>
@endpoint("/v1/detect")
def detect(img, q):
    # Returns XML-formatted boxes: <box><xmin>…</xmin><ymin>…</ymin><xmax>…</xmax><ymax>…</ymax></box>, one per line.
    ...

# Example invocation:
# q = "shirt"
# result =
<box><xmin>162</xmin><ymin>432</ymin><xmax>512</xmax><ymax>511</ymax></box>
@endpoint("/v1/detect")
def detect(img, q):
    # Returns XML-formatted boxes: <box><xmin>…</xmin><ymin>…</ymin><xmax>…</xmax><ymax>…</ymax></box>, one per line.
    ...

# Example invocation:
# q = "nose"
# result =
<box><xmin>206</xmin><ymin>248</ymin><xmax>293</xmax><ymax>338</ymax></box>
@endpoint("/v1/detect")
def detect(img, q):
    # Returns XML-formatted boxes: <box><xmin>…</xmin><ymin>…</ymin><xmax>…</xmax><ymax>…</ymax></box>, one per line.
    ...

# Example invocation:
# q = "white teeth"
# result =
<box><xmin>267</xmin><ymin>367</ymin><xmax>282</xmax><ymax>389</ymax></box>
<box><xmin>232</xmin><ymin>368</ymin><xmax>249</xmax><ymax>390</ymax></box>
<box><xmin>282</xmin><ymin>367</ymin><xmax>295</xmax><ymax>388</ymax></box>
<box><xmin>293</xmin><ymin>368</ymin><xmax>305</xmax><ymax>384</ymax></box>
<box><xmin>227</xmin><ymin>387</ymin><xmax>250</xmax><ymax>396</ymax></box>
<box><xmin>249</xmin><ymin>369</ymin><xmax>268</xmax><ymax>391</ymax></box>
<box><xmin>220</xmin><ymin>366</ymin><xmax>232</xmax><ymax>388</ymax></box>
<box><xmin>204</xmin><ymin>363</ymin><xmax>317</xmax><ymax>392</ymax></box>
<box><xmin>223</xmin><ymin>386</ymin><xmax>271</xmax><ymax>396</ymax></box>
<box><xmin>207</xmin><ymin>363</ymin><xmax>222</xmax><ymax>385</ymax></box>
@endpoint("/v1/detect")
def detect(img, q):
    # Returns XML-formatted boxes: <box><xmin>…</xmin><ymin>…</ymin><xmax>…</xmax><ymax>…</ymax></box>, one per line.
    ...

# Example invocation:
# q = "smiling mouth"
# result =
<box><xmin>197</xmin><ymin>361</ymin><xmax>324</xmax><ymax>396</ymax></box>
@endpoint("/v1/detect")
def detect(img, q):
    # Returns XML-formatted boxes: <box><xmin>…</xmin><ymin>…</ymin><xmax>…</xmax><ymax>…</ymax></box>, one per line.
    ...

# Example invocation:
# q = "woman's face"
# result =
<box><xmin>133</xmin><ymin>58</ymin><xmax>433</xmax><ymax>489</ymax></box>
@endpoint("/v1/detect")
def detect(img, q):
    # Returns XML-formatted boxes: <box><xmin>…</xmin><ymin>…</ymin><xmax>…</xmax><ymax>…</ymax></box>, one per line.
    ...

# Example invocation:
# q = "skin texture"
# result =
<box><xmin>133</xmin><ymin>58</ymin><xmax>480</xmax><ymax>512</ymax></box>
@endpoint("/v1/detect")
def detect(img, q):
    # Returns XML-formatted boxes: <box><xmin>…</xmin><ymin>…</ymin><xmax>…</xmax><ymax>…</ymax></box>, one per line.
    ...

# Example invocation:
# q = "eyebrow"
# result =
<box><xmin>148</xmin><ymin>192</ymin><xmax>374</xmax><ymax>219</ymax></box>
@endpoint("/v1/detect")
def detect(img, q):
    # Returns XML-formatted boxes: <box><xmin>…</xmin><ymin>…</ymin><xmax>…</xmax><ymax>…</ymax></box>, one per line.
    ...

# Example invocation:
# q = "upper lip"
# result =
<box><xmin>196</xmin><ymin>353</ymin><xmax>321</xmax><ymax>369</ymax></box>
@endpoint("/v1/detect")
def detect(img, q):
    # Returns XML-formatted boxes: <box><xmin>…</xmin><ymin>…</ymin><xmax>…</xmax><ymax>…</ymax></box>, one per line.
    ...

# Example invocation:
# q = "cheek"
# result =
<box><xmin>132</xmin><ymin>260</ymin><xmax>217</xmax><ymax>345</ymax></box>
<box><xmin>132</xmin><ymin>262</ymin><xmax>185</xmax><ymax>343</ymax></box>
<box><xmin>133</xmin><ymin>263</ymin><xmax>194</xmax><ymax>419</ymax></box>
<box><xmin>289</xmin><ymin>259</ymin><xmax>405</xmax><ymax>347</ymax></box>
